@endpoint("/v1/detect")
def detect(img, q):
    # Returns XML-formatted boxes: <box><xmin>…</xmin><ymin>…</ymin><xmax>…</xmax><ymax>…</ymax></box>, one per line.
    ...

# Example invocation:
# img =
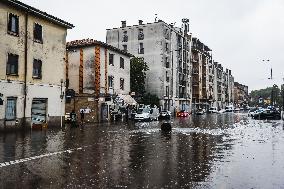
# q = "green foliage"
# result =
<box><xmin>130</xmin><ymin>57</ymin><xmax>149</xmax><ymax>96</ymax></box>
<box><xmin>250</xmin><ymin>85</ymin><xmax>283</xmax><ymax>107</ymax></box>
<box><xmin>141</xmin><ymin>93</ymin><xmax>160</xmax><ymax>107</ymax></box>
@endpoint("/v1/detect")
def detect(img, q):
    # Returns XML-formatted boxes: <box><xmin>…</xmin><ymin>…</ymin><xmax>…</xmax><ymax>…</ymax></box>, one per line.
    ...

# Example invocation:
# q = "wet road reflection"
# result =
<box><xmin>0</xmin><ymin>113</ymin><xmax>284</xmax><ymax>188</ymax></box>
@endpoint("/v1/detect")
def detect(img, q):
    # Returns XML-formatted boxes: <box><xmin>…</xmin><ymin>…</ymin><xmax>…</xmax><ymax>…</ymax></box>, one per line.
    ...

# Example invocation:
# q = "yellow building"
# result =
<box><xmin>0</xmin><ymin>0</ymin><xmax>74</xmax><ymax>130</ymax></box>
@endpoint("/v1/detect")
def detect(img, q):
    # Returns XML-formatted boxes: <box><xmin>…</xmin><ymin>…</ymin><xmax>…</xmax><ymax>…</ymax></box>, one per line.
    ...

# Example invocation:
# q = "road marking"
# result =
<box><xmin>0</xmin><ymin>146</ymin><xmax>89</xmax><ymax>168</ymax></box>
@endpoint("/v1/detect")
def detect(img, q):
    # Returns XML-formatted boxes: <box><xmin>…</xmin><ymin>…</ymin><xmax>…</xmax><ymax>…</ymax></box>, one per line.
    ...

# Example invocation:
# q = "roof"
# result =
<box><xmin>66</xmin><ymin>39</ymin><xmax>134</xmax><ymax>57</ymax></box>
<box><xmin>3</xmin><ymin>0</ymin><xmax>74</xmax><ymax>29</ymax></box>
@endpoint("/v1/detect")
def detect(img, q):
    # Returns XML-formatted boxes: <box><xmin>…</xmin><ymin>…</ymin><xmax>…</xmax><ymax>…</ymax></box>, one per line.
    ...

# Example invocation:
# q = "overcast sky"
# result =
<box><xmin>22</xmin><ymin>0</ymin><xmax>284</xmax><ymax>92</ymax></box>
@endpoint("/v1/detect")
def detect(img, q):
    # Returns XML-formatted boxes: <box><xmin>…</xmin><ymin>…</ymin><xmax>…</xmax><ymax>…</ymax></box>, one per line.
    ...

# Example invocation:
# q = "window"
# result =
<box><xmin>165</xmin><ymin>43</ymin><xmax>169</xmax><ymax>52</ymax></box>
<box><xmin>6</xmin><ymin>53</ymin><xmax>18</xmax><ymax>75</ymax></box>
<box><xmin>120</xmin><ymin>78</ymin><xmax>124</xmax><ymax>90</ymax></box>
<box><xmin>120</xmin><ymin>57</ymin><xmax>124</xmax><ymax>69</ymax></box>
<box><xmin>33</xmin><ymin>59</ymin><xmax>42</xmax><ymax>79</ymax></box>
<box><xmin>122</xmin><ymin>31</ymin><xmax>128</xmax><ymax>42</ymax></box>
<box><xmin>109</xmin><ymin>54</ymin><xmax>114</xmax><ymax>65</ymax></box>
<box><xmin>34</xmin><ymin>23</ymin><xmax>43</xmax><ymax>43</ymax></box>
<box><xmin>108</xmin><ymin>76</ymin><xmax>114</xmax><ymax>88</ymax></box>
<box><xmin>123</xmin><ymin>45</ymin><xmax>127</xmax><ymax>51</ymax></box>
<box><xmin>8</xmin><ymin>13</ymin><xmax>19</xmax><ymax>35</ymax></box>
<box><xmin>165</xmin><ymin>57</ymin><xmax>170</xmax><ymax>68</ymax></box>
<box><xmin>166</xmin><ymin>71</ymin><xmax>169</xmax><ymax>82</ymax></box>
<box><xmin>166</xmin><ymin>86</ymin><xmax>169</xmax><ymax>97</ymax></box>
<box><xmin>5</xmin><ymin>98</ymin><xmax>17</xmax><ymax>120</ymax></box>
<box><xmin>138</xmin><ymin>28</ymin><xmax>144</xmax><ymax>40</ymax></box>
<box><xmin>139</xmin><ymin>43</ymin><xmax>144</xmax><ymax>54</ymax></box>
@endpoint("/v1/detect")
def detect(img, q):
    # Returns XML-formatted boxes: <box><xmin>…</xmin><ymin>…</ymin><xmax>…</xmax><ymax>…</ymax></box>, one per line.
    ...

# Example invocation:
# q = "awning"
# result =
<box><xmin>117</xmin><ymin>94</ymin><xmax>137</xmax><ymax>105</ymax></box>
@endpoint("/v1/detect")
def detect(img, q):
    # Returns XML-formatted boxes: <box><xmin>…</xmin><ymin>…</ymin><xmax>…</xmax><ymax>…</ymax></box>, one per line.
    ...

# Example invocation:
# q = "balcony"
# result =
<box><xmin>192</xmin><ymin>69</ymin><xmax>199</xmax><ymax>75</ymax></box>
<box><xmin>192</xmin><ymin>81</ymin><xmax>199</xmax><ymax>86</ymax></box>
<box><xmin>122</xmin><ymin>35</ymin><xmax>128</xmax><ymax>42</ymax></box>
<box><xmin>138</xmin><ymin>48</ymin><xmax>144</xmax><ymax>54</ymax></box>
<box><xmin>138</xmin><ymin>33</ymin><xmax>144</xmax><ymax>40</ymax></box>
<box><xmin>165</xmin><ymin>61</ymin><xmax>170</xmax><ymax>68</ymax></box>
<box><xmin>179</xmin><ymin>81</ymin><xmax>186</xmax><ymax>86</ymax></box>
<box><xmin>166</xmin><ymin>77</ymin><xmax>170</xmax><ymax>82</ymax></box>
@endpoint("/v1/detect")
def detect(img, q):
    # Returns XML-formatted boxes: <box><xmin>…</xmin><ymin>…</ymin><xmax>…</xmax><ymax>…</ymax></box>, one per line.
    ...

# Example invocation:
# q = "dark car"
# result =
<box><xmin>253</xmin><ymin>109</ymin><xmax>281</xmax><ymax>120</ymax></box>
<box><xmin>159</xmin><ymin>110</ymin><xmax>171</xmax><ymax>119</ymax></box>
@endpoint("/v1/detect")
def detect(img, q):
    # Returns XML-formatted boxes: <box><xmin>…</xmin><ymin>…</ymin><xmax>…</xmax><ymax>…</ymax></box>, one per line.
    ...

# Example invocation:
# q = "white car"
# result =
<box><xmin>134</xmin><ymin>107</ymin><xmax>159</xmax><ymax>121</ymax></box>
<box><xmin>209</xmin><ymin>107</ymin><xmax>218</xmax><ymax>113</ymax></box>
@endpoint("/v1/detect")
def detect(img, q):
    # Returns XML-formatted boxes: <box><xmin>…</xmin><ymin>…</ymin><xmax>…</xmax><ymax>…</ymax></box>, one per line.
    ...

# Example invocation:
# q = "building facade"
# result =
<box><xmin>66</xmin><ymin>39</ymin><xmax>132</xmax><ymax>122</ymax></box>
<box><xmin>106</xmin><ymin>19</ymin><xmax>192</xmax><ymax>113</ymax></box>
<box><xmin>191</xmin><ymin>38</ymin><xmax>213</xmax><ymax>112</ymax></box>
<box><xmin>234</xmin><ymin>82</ymin><xmax>248</xmax><ymax>107</ymax></box>
<box><xmin>0</xmin><ymin>0</ymin><xmax>73</xmax><ymax>130</ymax></box>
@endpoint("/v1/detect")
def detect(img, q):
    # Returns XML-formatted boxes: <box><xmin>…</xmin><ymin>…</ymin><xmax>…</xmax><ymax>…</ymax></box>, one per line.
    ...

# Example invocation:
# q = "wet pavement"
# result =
<box><xmin>0</xmin><ymin>113</ymin><xmax>284</xmax><ymax>188</ymax></box>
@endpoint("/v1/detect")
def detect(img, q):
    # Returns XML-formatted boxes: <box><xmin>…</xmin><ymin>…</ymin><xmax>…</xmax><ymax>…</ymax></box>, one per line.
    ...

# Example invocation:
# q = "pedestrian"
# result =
<box><xmin>70</xmin><ymin>110</ymin><xmax>77</xmax><ymax>128</ymax></box>
<box><xmin>80</xmin><ymin>109</ymin><xmax>85</xmax><ymax>123</ymax></box>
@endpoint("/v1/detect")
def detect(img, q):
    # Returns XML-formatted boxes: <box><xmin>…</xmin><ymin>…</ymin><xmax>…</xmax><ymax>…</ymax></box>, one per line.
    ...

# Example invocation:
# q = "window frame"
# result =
<box><xmin>120</xmin><ymin>57</ymin><xmax>124</xmax><ymax>69</ymax></box>
<box><xmin>108</xmin><ymin>75</ymin><xmax>114</xmax><ymax>89</ymax></box>
<box><xmin>109</xmin><ymin>53</ymin><xmax>114</xmax><ymax>66</ymax></box>
<box><xmin>33</xmin><ymin>59</ymin><xmax>42</xmax><ymax>79</ymax></box>
<box><xmin>120</xmin><ymin>78</ymin><xmax>124</xmax><ymax>90</ymax></box>
<box><xmin>6</xmin><ymin>53</ymin><xmax>19</xmax><ymax>76</ymax></box>
<box><xmin>33</xmin><ymin>23</ymin><xmax>43</xmax><ymax>43</ymax></box>
<box><xmin>7</xmin><ymin>13</ymin><xmax>19</xmax><ymax>36</ymax></box>
<box><xmin>5</xmin><ymin>97</ymin><xmax>17</xmax><ymax>121</ymax></box>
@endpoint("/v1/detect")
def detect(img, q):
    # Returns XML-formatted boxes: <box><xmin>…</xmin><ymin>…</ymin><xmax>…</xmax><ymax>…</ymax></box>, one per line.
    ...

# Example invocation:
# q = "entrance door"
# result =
<box><xmin>31</xmin><ymin>98</ymin><xmax>47</xmax><ymax>126</ymax></box>
<box><xmin>101</xmin><ymin>103</ymin><xmax>108</xmax><ymax>122</ymax></box>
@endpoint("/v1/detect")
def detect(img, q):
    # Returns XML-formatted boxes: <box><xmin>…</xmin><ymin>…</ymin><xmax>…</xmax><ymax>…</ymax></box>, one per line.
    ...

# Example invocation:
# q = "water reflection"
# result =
<box><xmin>0</xmin><ymin>113</ymin><xmax>282</xmax><ymax>188</ymax></box>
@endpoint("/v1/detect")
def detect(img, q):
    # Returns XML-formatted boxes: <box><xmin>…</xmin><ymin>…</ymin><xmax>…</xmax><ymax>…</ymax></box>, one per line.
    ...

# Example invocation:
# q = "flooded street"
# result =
<box><xmin>1</xmin><ymin>113</ymin><xmax>284</xmax><ymax>188</ymax></box>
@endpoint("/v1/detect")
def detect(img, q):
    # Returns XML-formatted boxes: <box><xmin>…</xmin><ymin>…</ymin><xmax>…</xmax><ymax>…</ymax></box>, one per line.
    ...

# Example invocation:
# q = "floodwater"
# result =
<box><xmin>0</xmin><ymin>113</ymin><xmax>284</xmax><ymax>188</ymax></box>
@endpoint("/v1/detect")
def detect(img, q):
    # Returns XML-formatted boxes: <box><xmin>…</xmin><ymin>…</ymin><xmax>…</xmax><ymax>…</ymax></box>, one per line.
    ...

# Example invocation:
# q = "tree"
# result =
<box><xmin>142</xmin><ymin>93</ymin><xmax>160</xmax><ymax>107</ymax></box>
<box><xmin>130</xmin><ymin>57</ymin><xmax>149</xmax><ymax>96</ymax></box>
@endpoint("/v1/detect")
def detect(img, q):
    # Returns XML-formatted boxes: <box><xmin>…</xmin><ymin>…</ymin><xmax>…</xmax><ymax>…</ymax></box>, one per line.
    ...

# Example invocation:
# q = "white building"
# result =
<box><xmin>66</xmin><ymin>39</ymin><xmax>132</xmax><ymax>122</ymax></box>
<box><xmin>106</xmin><ymin>19</ymin><xmax>192</xmax><ymax>113</ymax></box>
<box><xmin>0</xmin><ymin>0</ymin><xmax>73</xmax><ymax>130</ymax></box>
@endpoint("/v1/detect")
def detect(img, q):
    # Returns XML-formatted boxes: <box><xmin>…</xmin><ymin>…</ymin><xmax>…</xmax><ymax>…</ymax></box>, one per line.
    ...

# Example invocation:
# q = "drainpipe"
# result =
<box><xmin>23</xmin><ymin>12</ymin><xmax>28</xmax><ymax>128</ymax></box>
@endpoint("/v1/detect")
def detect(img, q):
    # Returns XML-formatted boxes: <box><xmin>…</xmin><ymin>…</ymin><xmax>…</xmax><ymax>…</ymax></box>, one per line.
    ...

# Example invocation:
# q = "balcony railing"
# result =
<box><xmin>122</xmin><ymin>35</ymin><xmax>128</xmax><ymax>42</ymax></box>
<box><xmin>138</xmin><ymin>33</ymin><xmax>144</xmax><ymax>40</ymax></box>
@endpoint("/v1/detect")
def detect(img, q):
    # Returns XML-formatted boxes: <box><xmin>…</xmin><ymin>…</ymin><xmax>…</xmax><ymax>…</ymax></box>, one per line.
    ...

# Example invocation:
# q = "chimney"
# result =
<box><xmin>138</xmin><ymin>20</ymin><xmax>143</xmax><ymax>25</ymax></box>
<box><xmin>121</xmin><ymin>21</ymin><xmax>126</xmax><ymax>28</ymax></box>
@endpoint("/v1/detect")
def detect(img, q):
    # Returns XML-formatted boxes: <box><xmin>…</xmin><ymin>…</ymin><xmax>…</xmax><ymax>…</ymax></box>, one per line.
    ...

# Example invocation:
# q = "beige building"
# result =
<box><xmin>191</xmin><ymin>38</ymin><xmax>212</xmax><ymax>112</ymax></box>
<box><xmin>66</xmin><ymin>39</ymin><xmax>133</xmax><ymax>122</ymax></box>
<box><xmin>0</xmin><ymin>0</ymin><xmax>73</xmax><ymax>130</ymax></box>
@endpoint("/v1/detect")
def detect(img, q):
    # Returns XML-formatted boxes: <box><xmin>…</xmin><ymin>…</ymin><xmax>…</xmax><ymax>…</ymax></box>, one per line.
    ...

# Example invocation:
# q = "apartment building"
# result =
<box><xmin>106</xmin><ymin>19</ymin><xmax>192</xmax><ymax>113</ymax></box>
<box><xmin>0</xmin><ymin>0</ymin><xmax>73</xmax><ymax>130</ymax></box>
<box><xmin>234</xmin><ymin>82</ymin><xmax>248</xmax><ymax>107</ymax></box>
<box><xmin>191</xmin><ymin>38</ymin><xmax>212</xmax><ymax>112</ymax></box>
<box><xmin>66</xmin><ymin>39</ymin><xmax>133</xmax><ymax>122</ymax></box>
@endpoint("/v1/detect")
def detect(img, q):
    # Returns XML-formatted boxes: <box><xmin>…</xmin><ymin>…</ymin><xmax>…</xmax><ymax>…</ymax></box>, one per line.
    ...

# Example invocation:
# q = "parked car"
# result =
<box><xmin>253</xmin><ymin>109</ymin><xmax>281</xmax><ymax>120</ymax></box>
<box><xmin>225</xmin><ymin>105</ymin><xmax>234</xmax><ymax>112</ymax></box>
<box><xmin>218</xmin><ymin>109</ymin><xmax>226</xmax><ymax>114</ymax></box>
<box><xmin>159</xmin><ymin>110</ymin><xmax>171</xmax><ymax>119</ymax></box>
<box><xmin>196</xmin><ymin>108</ymin><xmax>205</xmax><ymax>115</ymax></box>
<box><xmin>234</xmin><ymin>108</ymin><xmax>240</xmax><ymax>112</ymax></box>
<box><xmin>209</xmin><ymin>107</ymin><xmax>218</xmax><ymax>113</ymax></box>
<box><xmin>134</xmin><ymin>107</ymin><xmax>159</xmax><ymax>121</ymax></box>
<box><xmin>177</xmin><ymin>110</ymin><xmax>189</xmax><ymax>117</ymax></box>
<box><xmin>250</xmin><ymin>108</ymin><xmax>264</xmax><ymax>118</ymax></box>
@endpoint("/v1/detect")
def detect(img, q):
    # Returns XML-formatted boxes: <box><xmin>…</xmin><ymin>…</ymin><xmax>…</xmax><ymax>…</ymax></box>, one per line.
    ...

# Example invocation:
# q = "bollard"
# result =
<box><xmin>161</xmin><ymin>122</ymin><xmax>171</xmax><ymax>132</ymax></box>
